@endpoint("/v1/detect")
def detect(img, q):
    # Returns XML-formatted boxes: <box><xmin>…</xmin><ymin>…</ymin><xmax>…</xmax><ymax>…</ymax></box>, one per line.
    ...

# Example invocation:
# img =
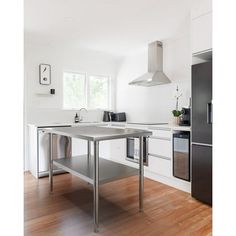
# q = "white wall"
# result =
<box><xmin>24</xmin><ymin>44</ymin><xmax>121</xmax><ymax>119</ymax></box>
<box><xmin>24</xmin><ymin>16</ymin><xmax>191</xmax><ymax>170</ymax></box>
<box><xmin>116</xmin><ymin>17</ymin><xmax>191</xmax><ymax>123</ymax></box>
<box><xmin>24</xmin><ymin>43</ymin><xmax>121</xmax><ymax>170</ymax></box>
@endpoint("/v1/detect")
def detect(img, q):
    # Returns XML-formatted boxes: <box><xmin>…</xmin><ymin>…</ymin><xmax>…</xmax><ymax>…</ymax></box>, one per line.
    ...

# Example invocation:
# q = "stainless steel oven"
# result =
<box><xmin>126</xmin><ymin>137</ymin><xmax>148</xmax><ymax>165</ymax></box>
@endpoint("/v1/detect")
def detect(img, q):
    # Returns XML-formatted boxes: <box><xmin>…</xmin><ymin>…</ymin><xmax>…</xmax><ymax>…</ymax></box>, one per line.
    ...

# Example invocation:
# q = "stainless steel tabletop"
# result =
<box><xmin>44</xmin><ymin>126</ymin><xmax>152</xmax><ymax>141</ymax></box>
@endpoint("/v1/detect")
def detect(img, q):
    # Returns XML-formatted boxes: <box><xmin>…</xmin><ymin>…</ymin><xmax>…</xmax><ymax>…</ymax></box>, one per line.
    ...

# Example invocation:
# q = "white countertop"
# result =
<box><xmin>28</xmin><ymin>121</ymin><xmax>103</xmax><ymax>128</ymax></box>
<box><xmin>147</xmin><ymin>124</ymin><xmax>191</xmax><ymax>131</ymax></box>
<box><xmin>28</xmin><ymin>121</ymin><xmax>191</xmax><ymax>131</ymax></box>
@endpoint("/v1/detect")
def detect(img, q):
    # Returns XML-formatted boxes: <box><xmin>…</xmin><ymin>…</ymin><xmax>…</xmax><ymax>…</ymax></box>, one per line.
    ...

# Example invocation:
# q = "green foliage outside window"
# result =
<box><xmin>63</xmin><ymin>72</ymin><xmax>110</xmax><ymax>110</ymax></box>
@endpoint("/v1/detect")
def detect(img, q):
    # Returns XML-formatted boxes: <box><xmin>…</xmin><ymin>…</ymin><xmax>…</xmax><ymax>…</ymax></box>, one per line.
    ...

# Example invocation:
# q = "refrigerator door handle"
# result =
<box><xmin>210</xmin><ymin>102</ymin><xmax>213</xmax><ymax>124</ymax></box>
<box><xmin>192</xmin><ymin>142</ymin><xmax>212</xmax><ymax>147</ymax></box>
<box><xmin>207</xmin><ymin>102</ymin><xmax>212</xmax><ymax>125</ymax></box>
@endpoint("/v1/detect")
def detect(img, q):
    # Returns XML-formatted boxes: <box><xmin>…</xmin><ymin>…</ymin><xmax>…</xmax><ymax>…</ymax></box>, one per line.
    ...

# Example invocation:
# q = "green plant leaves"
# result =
<box><xmin>172</xmin><ymin>110</ymin><xmax>182</xmax><ymax>117</ymax></box>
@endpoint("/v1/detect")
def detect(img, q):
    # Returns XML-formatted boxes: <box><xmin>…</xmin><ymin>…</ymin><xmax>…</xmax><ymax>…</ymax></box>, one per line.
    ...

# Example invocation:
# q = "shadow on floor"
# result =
<box><xmin>63</xmin><ymin>187</ymin><xmax>133</xmax><ymax>223</ymax></box>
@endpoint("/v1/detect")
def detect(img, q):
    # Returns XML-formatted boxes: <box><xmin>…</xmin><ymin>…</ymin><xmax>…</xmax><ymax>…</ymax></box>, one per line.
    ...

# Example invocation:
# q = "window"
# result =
<box><xmin>63</xmin><ymin>72</ymin><xmax>111</xmax><ymax>110</ymax></box>
<box><xmin>63</xmin><ymin>72</ymin><xmax>86</xmax><ymax>109</ymax></box>
<box><xmin>88</xmin><ymin>75</ymin><xmax>109</xmax><ymax>109</ymax></box>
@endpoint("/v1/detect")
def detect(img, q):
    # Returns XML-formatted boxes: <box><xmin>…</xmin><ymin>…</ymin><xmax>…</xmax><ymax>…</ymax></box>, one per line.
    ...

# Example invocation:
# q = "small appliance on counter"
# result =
<box><xmin>103</xmin><ymin>111</ymin><xmax>113</xmax><ymax>122</ymax></box>
<box><xmin>103</xmin><ymin>111</ymin><xmax>126</xmax><ymax>122</ymax></box>
<box><xmin>112</xmin><ymin>112</ymin><xmax>126</xmax><ymax>122</ymax></box>
<box><xmin>179</xmin><ymin>108</ymin><xmax>191</xmax><ymax>126</ymax></box>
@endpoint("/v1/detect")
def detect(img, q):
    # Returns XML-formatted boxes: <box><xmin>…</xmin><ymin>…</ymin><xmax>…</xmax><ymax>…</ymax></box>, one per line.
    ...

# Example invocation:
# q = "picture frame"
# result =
<box><xmin>39</xmin><ymin>64</ymin><xmax>51</xmax><ymax>85</ymax></box>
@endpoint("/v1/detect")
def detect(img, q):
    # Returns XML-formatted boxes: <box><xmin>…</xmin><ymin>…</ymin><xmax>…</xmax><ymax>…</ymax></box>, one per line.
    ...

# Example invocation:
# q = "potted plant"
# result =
<box><xmin>172</xmin><ymin>86</ymin><xmax>182</xmax><ymax>125</ymax></box>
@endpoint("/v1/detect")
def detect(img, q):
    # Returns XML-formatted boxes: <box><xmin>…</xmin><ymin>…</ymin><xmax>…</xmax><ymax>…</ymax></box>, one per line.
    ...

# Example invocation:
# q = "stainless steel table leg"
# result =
<box><xmin>87</xmin><ymin>141</ymin><xmax>91</xmax><ymax>185</ymax></box>
<box><xmin>139</xmin><ymin>136</ymin><xmax>144</xmax><ymax>212</ymax></box>
<box><xmin>87</xmin><ymin>140</ymin><xmax>91</xmax><ymax>163</ymax></box>
<box><xmin>93</xmin><ymin>141</ymin><xmax>99</xmax><ymax>232</ymax></box>
<box><xmin>49</xmin><ymin>133</ymin><xmax>53</xmax><ymax>193</ymax></box>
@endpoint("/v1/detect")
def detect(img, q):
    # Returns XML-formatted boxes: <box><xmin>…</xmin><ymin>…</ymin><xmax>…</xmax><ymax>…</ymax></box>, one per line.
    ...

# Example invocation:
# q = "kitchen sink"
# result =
<box><xmin>78</xmin><ymin>121</ymin><xmax>99</xmax><ymax>123</ymax></box>
<box><xmin>72</xmin><ymin>121</ymin><xmax>104</xmax><ymax>127</ymax></box>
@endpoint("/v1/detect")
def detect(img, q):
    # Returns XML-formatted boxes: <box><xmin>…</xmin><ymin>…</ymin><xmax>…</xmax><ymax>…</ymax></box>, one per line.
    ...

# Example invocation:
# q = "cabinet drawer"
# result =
<box><xmin>149</xmin><ymin>129</ymin><xmax>171</xmax><ymax>139</ymax></box>
<box><xmin>148</xmin><ymin>155</ymin><xmax>172</xmax><ymax>177</ymax></box>
<box><xmin>149</xmin><ymin>138</ymin><xmax>172</xmax><ymax>158</ymax></box>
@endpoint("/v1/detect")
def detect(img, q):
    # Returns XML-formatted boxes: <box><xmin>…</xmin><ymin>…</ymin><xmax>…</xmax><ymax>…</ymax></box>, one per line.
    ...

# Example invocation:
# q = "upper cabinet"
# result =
<box><xmin>191</xmin><ymin>0</ymin><xmax>212</xmax><ymax>19</ymax></box>
<box><xmin>191</xmin><ymin>0</ymin><xmax>212</xmax><ymax>54</ymax></box>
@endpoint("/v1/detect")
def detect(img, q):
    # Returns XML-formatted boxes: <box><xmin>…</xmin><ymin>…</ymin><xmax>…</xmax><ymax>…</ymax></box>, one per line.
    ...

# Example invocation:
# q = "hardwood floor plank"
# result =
<box><xmin>24</xmin><ymin>172</ymin><xmax>212</xmax><ymax>236</ymax></box>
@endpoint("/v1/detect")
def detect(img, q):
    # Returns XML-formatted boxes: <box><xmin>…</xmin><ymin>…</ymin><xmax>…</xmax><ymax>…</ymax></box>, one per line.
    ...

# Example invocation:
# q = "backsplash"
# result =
<box><xmin>26</xmin><ymin>108</ymin><xmax>104</xmax><ymax>124</ymax></box>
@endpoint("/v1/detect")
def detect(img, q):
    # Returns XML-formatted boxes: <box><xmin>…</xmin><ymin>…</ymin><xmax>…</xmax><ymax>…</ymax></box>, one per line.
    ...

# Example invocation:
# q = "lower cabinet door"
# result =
<box><xmin>191</xmin><ymin>144</ymin><xmax>212</xmax><ymax>205</ymax></box>
<box><xmin>72</xmin><ymin>138</ymin><xmax>87</xmax><ymax>156</ymax></box>
<box><xmin>99</xmin><ymin>140</ymin><xmax>111</xmax><ymax>160</ymax></box>
<box><xmin>149</xmin><ymin>138</ymin><xmax>172</xmax><ymax>158</ymax></box>
<box><xmin>148</xmin><ymin>155</ymin><xmax>172</xmax><ymax>177</ymax></box>
<box><xmin>110</xmin><ymin>139</ymin><xmax>126</xmax><ymax>162</ymax></box>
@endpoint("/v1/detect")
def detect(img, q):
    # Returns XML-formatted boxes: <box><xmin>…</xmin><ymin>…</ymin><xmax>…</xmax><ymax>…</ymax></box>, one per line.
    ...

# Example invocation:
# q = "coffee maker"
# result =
<box><xmin>179</xmin><ymin>108</ymin><xmax>191</xmax><ymax>126</ymax></box>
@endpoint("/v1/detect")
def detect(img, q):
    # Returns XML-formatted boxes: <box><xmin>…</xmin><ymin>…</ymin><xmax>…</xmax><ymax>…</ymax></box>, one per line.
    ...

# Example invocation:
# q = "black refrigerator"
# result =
<box><xmin>191</xmin><ymin>61</ymin><xmax>212</xmax><ymax>206</ymax></box>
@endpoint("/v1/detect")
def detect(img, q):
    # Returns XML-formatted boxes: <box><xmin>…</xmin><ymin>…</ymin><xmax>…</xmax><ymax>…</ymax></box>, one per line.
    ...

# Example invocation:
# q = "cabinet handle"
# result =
<box><xmin>149</xmin><ymin>127</ymin><xmax>171</xmax><ymax>131</ymax></box>
<box><xmin>207</xmin><ymin>102</ymin><xmax>212</xmax><ymax>124</ymax></box>
<box><xmin>150</xmin><ymin>136</ymin><xmax>171</xmax><ymax>141</ymax></box>
<box><xmin>148</xmin><ymin>153</ymin><xmax>171</xmax><ymax>161</ymax></box>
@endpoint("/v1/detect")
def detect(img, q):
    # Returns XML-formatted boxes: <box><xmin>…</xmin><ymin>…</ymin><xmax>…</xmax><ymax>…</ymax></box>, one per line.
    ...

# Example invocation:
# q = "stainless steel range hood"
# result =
<box><xmin>129</xmin><ymin>41</ymin><xmax>171</xmax><ymax>86</ymax></box>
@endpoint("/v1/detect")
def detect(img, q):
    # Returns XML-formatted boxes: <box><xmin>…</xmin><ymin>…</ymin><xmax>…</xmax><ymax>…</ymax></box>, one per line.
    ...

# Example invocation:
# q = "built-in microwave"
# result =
<box><xmin>126</xmin><ymin>137</ymin><xmax>148</xmax><ymax>165</ymax></box>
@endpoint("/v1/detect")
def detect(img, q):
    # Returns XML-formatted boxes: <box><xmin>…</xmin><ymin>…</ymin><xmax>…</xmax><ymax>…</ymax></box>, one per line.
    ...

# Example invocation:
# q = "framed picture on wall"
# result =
<box><xmin>39</xmin><ymin>64</ymin><xmax>51</xmax><ymax>85</ymax></box>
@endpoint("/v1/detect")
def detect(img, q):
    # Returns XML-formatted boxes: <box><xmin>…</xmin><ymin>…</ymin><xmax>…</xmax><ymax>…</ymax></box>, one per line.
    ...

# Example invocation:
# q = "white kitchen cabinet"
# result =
<box><xmin>191</xmin><ymin>0</ymin><xmax>212</xmax><ymax>19</ymax></box>
<box><xmin>150</xmin><ymin>129</ymin><xmax>172</xmax><ymax>139</ymax></box>
<box><xmin>147</xmin><ymin>128</ymin><xmax>172</xmax><ymax>177</ymax></box>
<box><xmin>147</xmin><ymin>137</ymin><xmax>172</xmax><ymax>177</ymax></box>
<box><xmin>72</xmin><ymin>138</ymin><xmax>111</xmax><ymax>160</ymax></box>
<box><xmin>99</xmin><ymin>124</ymin><xmax>125</xmax><ymax>161</ymax></box>
<box><xmin>191</xmin><ymin>12</ymin><xmax>212</xmax><ymax>54</ymax></box>
<box><xmin>148</xmin><ymin>155</ymin><xmax>172</xmax><ymax>177</ymax></box>
<box><xmin>149</xmin><ymin>138</ymin><xmax>172</xmax><ymax>158</ymax></box>
<box><xmin>148</xmin><ymin>128</ymin><xmax>172</xmax><ymax>158</ymax></box>
<box><xmin>99</xmin><ymin>140</ymin><xmax>111</xmax><ymax>160</ymax></box>
<box><xmin>104</xmin><ymin>124</ymin><xmax>127</xmax><ymax>163</ymax></box>
<box><xmin>28</xmin><ymin>125</ymin><xmax>38</xmax><ymax>178</ymax></box>
<box><xmin>72</xmin><ymin>138</ymin><xmax>87</xmax><ymax>156</ymax></box>
<box><xmin>110</xmin><ymin>139</ymin><xmax>126</xmax><ymax>163</ymax></box>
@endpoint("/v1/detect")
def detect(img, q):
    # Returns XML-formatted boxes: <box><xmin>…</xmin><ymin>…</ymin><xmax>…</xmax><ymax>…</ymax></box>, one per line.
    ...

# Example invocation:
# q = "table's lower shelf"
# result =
<box><xmin>53</xmin><ymin>155</ymin><xmax>139</xmax><ymax>185</ymax></box>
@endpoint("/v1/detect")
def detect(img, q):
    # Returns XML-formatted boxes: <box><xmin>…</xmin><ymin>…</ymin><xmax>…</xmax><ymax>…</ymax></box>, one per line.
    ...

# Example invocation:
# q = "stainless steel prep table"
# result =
<box><xmin>44</xmin><ymin>126</ymin><xmax>152</xmax><ymax>232</ymax></box>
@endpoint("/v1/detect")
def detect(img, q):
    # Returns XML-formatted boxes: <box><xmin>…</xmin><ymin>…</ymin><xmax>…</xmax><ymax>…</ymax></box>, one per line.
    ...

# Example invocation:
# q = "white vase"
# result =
<box><xmin>173</xmin><ymin>116</ymin><xmax>180</xmax><ymax>126</ymax></box>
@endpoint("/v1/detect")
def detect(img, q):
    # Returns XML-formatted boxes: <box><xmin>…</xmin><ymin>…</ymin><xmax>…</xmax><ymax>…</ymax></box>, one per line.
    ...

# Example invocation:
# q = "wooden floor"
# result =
<box><xmin>24</xmin><ymin>172</ymin><xmax>212</xmax><ymax>236</ymax></box>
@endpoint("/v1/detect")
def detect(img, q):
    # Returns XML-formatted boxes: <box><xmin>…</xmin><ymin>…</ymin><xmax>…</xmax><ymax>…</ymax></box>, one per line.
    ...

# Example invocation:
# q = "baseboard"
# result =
<box><xmin>144</xmin><ymin>170</ymin><xmax>191</xmax><ymax>193</ymax></box>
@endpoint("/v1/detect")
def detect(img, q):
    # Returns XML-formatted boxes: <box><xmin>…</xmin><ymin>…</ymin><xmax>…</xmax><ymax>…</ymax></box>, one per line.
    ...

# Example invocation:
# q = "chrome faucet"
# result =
<box><xmin>78</xmin><ymin>108</ymin><xmax>88</xmax><ymax>122</ymax></box>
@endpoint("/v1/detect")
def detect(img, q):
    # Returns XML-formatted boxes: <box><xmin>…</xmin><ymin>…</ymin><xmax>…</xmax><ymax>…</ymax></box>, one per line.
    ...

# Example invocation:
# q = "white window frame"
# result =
<box><xmin>62</xmin><ymin>71</ymin><xmax>113</xmax><ymax>110</ymax></box>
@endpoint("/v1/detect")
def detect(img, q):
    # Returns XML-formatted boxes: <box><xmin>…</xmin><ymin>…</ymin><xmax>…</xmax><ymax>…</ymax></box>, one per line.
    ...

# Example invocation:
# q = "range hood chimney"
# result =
<box><xmin>129</xmin><ymin>41</ymin><xmax>171</xmax><ymax>86</ymax></box>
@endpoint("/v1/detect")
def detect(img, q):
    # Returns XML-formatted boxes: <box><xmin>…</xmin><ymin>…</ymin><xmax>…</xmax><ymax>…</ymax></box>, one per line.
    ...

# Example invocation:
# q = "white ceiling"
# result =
<box><xmin>24</xmin><ymin>0</ymin><xmax>191</xmax><ymax>56</ymax></box>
